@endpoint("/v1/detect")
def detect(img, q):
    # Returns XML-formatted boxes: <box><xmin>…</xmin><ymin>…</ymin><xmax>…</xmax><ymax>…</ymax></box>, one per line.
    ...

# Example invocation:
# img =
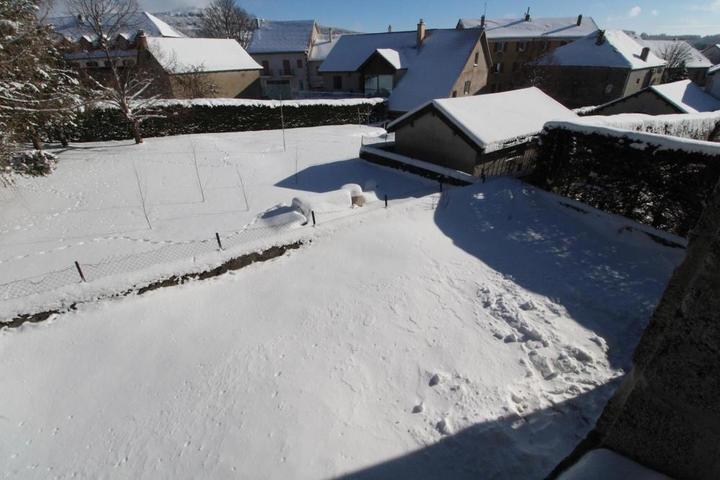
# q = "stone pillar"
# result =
<box><xmin>551</xmin><ymin>180</ymin><xmax>720</xmax><ymax>479</ymax></box>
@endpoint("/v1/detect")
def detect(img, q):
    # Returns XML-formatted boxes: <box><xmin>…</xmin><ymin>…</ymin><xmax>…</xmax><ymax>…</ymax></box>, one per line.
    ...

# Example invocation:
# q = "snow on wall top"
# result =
<box><xmin>649</xmin><ymin>80</ymin><xmax>720</xmax><ymax>113</ymax></box>
<box><xmin>320</xmin><ymin>29</ymin><xmax>483</xmax><ymax>112</ymax></box>
<box><xmin>550</xmin><ymin>119</ymin><xmax>720</xmax><ymax>155</ymax></box>
<box><xmin>247</xmin><ymin>19</ymin><xmax>316</xmax><ymax>53</ymax></box>
<box><xmin>635</xmin><ymin>38</ymin><xmax>712</xmax><ymax>69</ymax></box>
<box><xmin>146</xmin><ymin>37</ymin><xmax>261</xmax><ymax>73</ymax></box>
<box><xmin>389</xmin><ymin>87</ymin><xmax>577</xmax><ymax>151</ymax></box>
<box><xmin>138</xmin><ymin>97</ymin><xmax>387</xmax><ymax>109</ymax></box>
<box><xmin>48</xmin><ymin>11</ymin><xmax>184</xmax><ymax>42</ymax></box>
<box><xmin>543</xmin><ymin>30</ymin><xmax>666</xmax><ymax>69</ymax></box>
<box><xmin>458</xmin><ymin>16</ymin><xmax>599</xmax><ymax>40</ymax></box>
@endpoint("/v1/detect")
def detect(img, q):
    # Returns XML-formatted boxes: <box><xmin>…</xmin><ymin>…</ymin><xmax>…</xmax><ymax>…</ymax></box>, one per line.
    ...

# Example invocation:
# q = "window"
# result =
<box><xmin>333</xmin><ymin>75</ymin><xmax>342</xmax><ymax>90</ymax></box>
<box><xmin>463</xmin><ymin>80</ymin><xmax>471</xmax><ymax>95</ymax></box>
<box><xmin>494</xmin><ymin>42</ymin><xmax>505</xmax><ymax>53</ymax></box>
<box><xmin>516</xmin><ymin>42</ymin><xmax>527</xmax><ymax>52</ymax></box>
<box><xmin>297</xmin><ymin>59</ymin><xmax>303</xmax><ymax>69</ymax></box>
<box><xmin>493</xmin><ymin>62</ymin><xmax>503</xmax><ymax>74</ymax></box>
<box><xmin>364</xmin><ymin>74</ymin><xmax>393</xmax><ymax>96</ymax></box>
<box><xmin>474</xmin><ymin>52</ymin><xmax>480</xmax><ymax>65</ymax></box>
<box><xmin>86</xmin><ymin>61</ymin><xmax>98</xmax><ymax>68</ymax></box>
<box><xmin>282</xmin><ymin>59</ymin><xmax>292</xmax><ymax>75</ymax></box>
<box><xmin>452</xmin><ymin>90</ymin><xmax>457</xmax><ymax>97</ymax></box>
<box><xmin>261</xmin><ymin>60</ymin><xmax>270</xmax><ymax>75</ymax></box>
<box><xmin>299</xmin><ymin>80</ymin><xmax>304</xmax><ymax>90</ymax></box>
<box><xmin>512</xmin><ymin>62</ymin><xmax>519</xmax><ymax>72</ymax></box>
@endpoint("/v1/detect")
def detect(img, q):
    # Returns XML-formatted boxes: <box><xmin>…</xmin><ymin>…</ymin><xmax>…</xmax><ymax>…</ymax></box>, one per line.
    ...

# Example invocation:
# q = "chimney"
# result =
<box><xmin>524</xmin><ymin>7</ymin><xmax>531</xmax><ymax>21</ymax></box>
<box><xmin>480</xmin><ymin>15</ymin><xmax>485</xmax><ymax>28</ymax></box>
<box><xmin>388</xmin><ymin>24</ymin><xmax>392</xmax><ymax>33</ymax></box>
<box><xmin>595</xmin><ymin>30</ymin><xmax>605</xmax><ymax>45</ymax></box>
<box><xmin>576</xmin><ymin>14</ymin><xmax>583</xmax><ymax>26</ymax></box>
<box><xmin>136</xmin><ymin>30</ymin><xmax>147</xmax><ymax>50</ymax></box>
<box><xmin>329</xmin><ymin>27</ymin><xmax>334</xmax><ymax>39</ymax></box>
<box><xmin>254</xmin><ymin>18</ymin><xmax>262</xmax><ymax>29</ymax></box>
<box><xmin>640</xmin><ymin>47</ymin><xmax>650</xmax><ymax>61</ymax></box>
<box><xmin>417</xmin><ymin>19</ymin><xmax>426</xmax><ymax>47</ymax></box>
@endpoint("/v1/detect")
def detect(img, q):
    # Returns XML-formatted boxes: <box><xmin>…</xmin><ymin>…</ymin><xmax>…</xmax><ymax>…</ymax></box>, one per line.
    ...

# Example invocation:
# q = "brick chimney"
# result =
<box><xmin>640</xmin><ymin>47</ymin><xmax>650</xmax><ymax>61</ymax></box>
<box><xmin>417</xmin><ymin>19</ymin><xmax>426</xmax><ymax>47</ymax></box>
<box><xmin>136</xmin><ymin>30</ymin><xmax>147</xmax><ymax>50</ymax></box>
<box><xmin>576</xmin><ymin>14</ymin><xmax>583</xmax><ymax>26</ymax></box>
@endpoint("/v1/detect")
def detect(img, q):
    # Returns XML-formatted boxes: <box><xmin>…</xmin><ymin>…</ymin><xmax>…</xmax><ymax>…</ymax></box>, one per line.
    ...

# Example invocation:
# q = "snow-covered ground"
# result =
<box><xmin>0</xmin><ymin>125</ymin><xmax>429</xmax><ymax>316</ymax></box>
<box><xmin>0</xmin><ymin>173</ymin><xmax>684</xmax><ymax>478</ymax></box>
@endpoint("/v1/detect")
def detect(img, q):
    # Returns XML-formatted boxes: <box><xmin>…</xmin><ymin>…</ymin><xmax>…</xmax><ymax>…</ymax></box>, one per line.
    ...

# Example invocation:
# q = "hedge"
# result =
<box><xmin>63</xmin><ymin>99</ymin><xmax>387</xmax><ymax>142</ymax></box>
<box><xmin>529</xmin><ymin>123</ymin><xmax>720</xmax><ymax>237</ymax></box>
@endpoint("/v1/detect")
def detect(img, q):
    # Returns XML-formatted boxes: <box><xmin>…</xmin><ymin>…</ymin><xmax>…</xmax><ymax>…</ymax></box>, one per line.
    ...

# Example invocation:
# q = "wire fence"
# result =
<box><xmin>0</xmin><ymin>185</ymin><xmax>436</xmax><ymax>305</ymax></box>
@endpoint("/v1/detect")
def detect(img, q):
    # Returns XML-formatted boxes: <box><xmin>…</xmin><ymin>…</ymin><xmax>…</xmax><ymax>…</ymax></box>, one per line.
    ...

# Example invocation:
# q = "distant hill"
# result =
<box><xmin>638</xmin><ymin>32</ymin><xmax>720</xmax><ymax>50</ymax></box>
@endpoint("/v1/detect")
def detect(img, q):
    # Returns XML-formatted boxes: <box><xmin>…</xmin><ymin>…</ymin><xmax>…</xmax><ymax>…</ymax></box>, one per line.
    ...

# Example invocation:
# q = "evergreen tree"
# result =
<box><xmin>0</xmin><ymin>0</ymin><xmax>82</xmax><ymax>179</ymax></box>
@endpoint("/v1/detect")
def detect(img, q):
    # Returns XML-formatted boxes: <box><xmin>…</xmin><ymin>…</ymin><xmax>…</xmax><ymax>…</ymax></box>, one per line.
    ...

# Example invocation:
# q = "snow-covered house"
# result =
<box><xmin>538</xmin><ymin>30</ymin><xmax>666</xmax><ymax>108</ymax></box>
<box><xmin>384</xmin><ymin>87</ymin><xmax>577</xmax><ymax>176</ymax></box>
<box><xmin>246</xmin><ymin>19</ymin><xmax>354</xmax><ymax>99</ymax></box>
<box><xmin>457</xmin><ymin>12</ymin><xmax>599</xmax><ymax>92</ymax></box>
<box><xmin>592</xmin><ymin>79</ymin><xmax>720</xmax><ymax>115</ymax></box>
<box><xmin>701</xmin><ymin>44</ymin><xmax>720</xmax><ymax>65</ymax></box>
<box><xmin>142</xmin><ymin>37</ymin><xmax>262</xmax><ymax>98</ymax></box>
<box><xmin>319</xmin><ymin>20</ymin><xmax>491</xmax><ymax>114</ymax></box>
<box><xmin>636</xmin><ymin>38</ymin><xmax>713</xmax><ymax>86</ymax></box>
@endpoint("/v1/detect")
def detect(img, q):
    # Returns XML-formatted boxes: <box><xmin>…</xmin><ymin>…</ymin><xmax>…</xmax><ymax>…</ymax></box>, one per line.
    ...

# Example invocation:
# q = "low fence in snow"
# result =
<box><xmin>530</xmin><ymin>121</ymin><xmax>720</xmax><ymax>237</ymax></box>
<box><xmin>62</xmin><ymin>98</ymin><xmax>388</xmax><ymax>142</ymax></box>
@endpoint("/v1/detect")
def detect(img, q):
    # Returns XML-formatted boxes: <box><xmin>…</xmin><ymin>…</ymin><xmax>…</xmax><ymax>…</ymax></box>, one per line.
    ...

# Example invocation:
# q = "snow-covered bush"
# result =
<box><xmin>9</xmin><ymin>150</ymin><xmax>58</xmax><ymax>176</ymax></box>
<box><xmin>579</xmin><ymin>111</ymin><xmax>720</xmax><ymax>141</ymax></box>
<box><xmin>532</xmin><ymin>123</ymin><xmax>720</xmax><ymax>236</ymax></box>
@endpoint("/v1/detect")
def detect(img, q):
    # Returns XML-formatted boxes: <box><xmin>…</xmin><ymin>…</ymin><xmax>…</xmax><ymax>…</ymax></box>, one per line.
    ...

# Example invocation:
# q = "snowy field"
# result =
<box><xmin>0</xmin><ymin>125</ymin><xmax>426</xmax><ymax>315</ymax></box>
<box><xmin>0</xmin><ymin>163</ymin><xmax>684</xmax><ymax>478</ymax></box>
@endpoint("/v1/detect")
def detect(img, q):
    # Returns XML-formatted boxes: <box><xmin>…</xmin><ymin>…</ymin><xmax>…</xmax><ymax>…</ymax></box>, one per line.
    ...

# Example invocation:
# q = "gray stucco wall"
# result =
<box><xmin>394</xmin><ymin>113</ymin><xmax>478</xmax><ymax>174</ymax></box>
<box><xmin>594</xmin><ymin>90</ymin><xmax>679</xmax><ymax>115</ymax></box>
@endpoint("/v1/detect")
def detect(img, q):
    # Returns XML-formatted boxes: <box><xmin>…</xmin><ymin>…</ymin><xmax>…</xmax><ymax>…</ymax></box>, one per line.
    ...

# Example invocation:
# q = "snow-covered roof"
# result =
<box><xmin>247</xmin><ymin>19</ymin><xmax>316</xmax><ymax>53</ymax></box>
<box><xmin>544</xmin><ymin>30</ymin><xmax>666</xmax><ymax>70</ymax></box>
<box><xmin>458</xmin><ymin>16</ymin><xmax>599</xmax><ymax>40</ymax></box>
<box><xmin>635</xmin><ymin>39</ymin><xmax>712</xmax><ymax>69</ymax></box>
<box><xmin>388</xmin><ymin>87</ymin><xmax>577</xmax><ymax>152</ymax></box>
<box><xmin>708</xmin><ymin>64</ymin><xmax>720</xmax><ymax>75</ymax></box>
<box><xmin>48</xmin><ymin>11</ymin><xmax>184</xmax><ymax>43</ymax></box>
<box><xmin>146</xmin><ymin>37</ymin><xmax>262</xmax><ymax>73</ymax></box>
<box><xmin>649</xmin><ymin>80</ymin><xmax>720</xmax><ymax>113</ymax></box>
<box><xmin>320</xmin><ymin>29</ymin><xmax>485</xmax><ymax>112</ymax></box>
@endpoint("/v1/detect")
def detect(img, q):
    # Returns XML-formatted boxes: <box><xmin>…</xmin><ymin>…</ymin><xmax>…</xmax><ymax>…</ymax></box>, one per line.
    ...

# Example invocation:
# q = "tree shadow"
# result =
<box><xmin>432</xmin><ymin>178</ymin><xmax>684</xmax><ymax>369</ymax></box>
<box><xmin>340</xmin><ymin>381</ymin><xmax>619</xmax><ymax>480</ymax></box>
<box><xmin>275</xmin><ymin>158</ymin><xmax>435</xmax><ymax>200</ymax></box>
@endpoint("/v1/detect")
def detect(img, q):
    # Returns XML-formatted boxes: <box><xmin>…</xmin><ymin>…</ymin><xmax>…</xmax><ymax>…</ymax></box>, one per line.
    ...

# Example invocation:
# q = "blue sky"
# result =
<box><xmin>140</xmin><ymin>0</ymin><xmax>720</xmax><ymax>36</ymax></box>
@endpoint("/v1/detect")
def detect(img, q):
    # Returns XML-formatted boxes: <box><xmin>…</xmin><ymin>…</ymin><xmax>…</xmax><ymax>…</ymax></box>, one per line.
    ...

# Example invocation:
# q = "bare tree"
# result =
<box><xmin>172</xmin><ymin>65</ymin><xmax>219</xmax><ymax>98</ymax></box>
<box><xmin>65</xmin><ymin>0</ymin><xmax>159</xmax><ymax>144</ymax></box>
<box><xmin>200</xmin><ymin>0</ymin><xmax>256</xmax><ymax>48</ymax></box>
<box><xmin>658</xmin><ymin>42</ymin><xmax>692</xmax><ymax>82</ymax></box>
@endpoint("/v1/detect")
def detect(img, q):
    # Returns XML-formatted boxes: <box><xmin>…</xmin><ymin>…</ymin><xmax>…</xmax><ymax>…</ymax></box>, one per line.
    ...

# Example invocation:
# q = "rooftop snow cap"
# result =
<box><xmin>544</xmin><ymin>30</ymin><xmax>666</xmax><ymax>69</ymax></box>
<box><xmin>456</xmin><ymin>16</ymin><xmax>599</xmax><ymax>40</ymax></box>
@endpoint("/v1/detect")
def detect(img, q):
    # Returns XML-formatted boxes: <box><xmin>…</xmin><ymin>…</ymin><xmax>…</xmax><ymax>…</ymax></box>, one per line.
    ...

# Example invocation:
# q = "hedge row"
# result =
<box><xmin>529</xmin><ymin>126</ymin><xmax>720</xmax><ymax>237</ymax></box>
<box><xmin>64</xmin><ymin>100</ymin><xmax>387</xmax><ymax>142</ymax></box>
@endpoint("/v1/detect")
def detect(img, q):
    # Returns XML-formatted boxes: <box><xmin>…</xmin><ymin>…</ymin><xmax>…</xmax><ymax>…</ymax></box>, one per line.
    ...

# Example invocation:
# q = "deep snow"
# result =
<box><xmin>0</xmin><ymin>177</ymin><xmax>683</xmax><ymax>479</ymax></box>
<box><xmin>0</xmin><ymin>125</ymin><xmax>430</xmax><ymax>317</ymax></box>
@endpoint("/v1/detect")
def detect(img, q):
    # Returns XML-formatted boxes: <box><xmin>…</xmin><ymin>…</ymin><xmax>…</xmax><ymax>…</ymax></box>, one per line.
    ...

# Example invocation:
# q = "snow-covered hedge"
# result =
<box><xmin>579</xmin><ymin>111</ymin><xmax>720</xmax><ymax>141</ymax></box>
<box><xmin>531</xmin><ymin>122</ymin><xmax>720</xmax><ymax>236</ymax></box>
<box><xmin>66</xmin><ymin>98</ymin><xmax>387</xmax><ymax>142</ymax></box>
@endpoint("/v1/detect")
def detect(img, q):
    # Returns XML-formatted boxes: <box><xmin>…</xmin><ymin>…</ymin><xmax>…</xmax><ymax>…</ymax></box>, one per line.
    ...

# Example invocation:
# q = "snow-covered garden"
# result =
<box><xmin>0</xmin><ymin>125</ymin><xmax>684</xmax><ymax>478</ymax></box>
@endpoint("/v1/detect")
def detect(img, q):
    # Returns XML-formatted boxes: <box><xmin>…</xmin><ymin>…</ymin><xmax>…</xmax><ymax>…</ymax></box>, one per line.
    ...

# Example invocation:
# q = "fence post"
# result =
<box><xmin>311</xmin><ymin>210</ymin><xmax>316</xmax><ymax>226</ymax></box>
<box><xmin>215</xmin><ymin>232</ymin><xmax>223</xmax><ymax>250</ymax></box>
<box><xmin>74</xmin><ymin>261</ymin><xmax>86</xmax><ymax>282</ymax></box>
<box><xmin>384</xmin><ymin>194</ymin><xmax>388</xmax><ymax>208</ymax></box>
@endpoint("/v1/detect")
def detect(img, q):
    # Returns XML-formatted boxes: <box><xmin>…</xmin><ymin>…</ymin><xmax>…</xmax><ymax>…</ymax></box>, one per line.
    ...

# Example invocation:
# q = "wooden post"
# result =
<box><xmin>384</xmin><ymin>194</ymin><xmax>388</xmax><ymax>208</ymax></box>
<box><xmin>311</xmin><ymin>210</ymin><xmax>316</xmax><ymax>226</ymax></box>
<box><xmin>215</xmin><ymin>232</ymin><xmax>223</xmax><ymax>250</ymax></box>
<box><xmin>74</xmin><ymin>261</ymin><xmax>86</xmax><ymax>282</ymax></box>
